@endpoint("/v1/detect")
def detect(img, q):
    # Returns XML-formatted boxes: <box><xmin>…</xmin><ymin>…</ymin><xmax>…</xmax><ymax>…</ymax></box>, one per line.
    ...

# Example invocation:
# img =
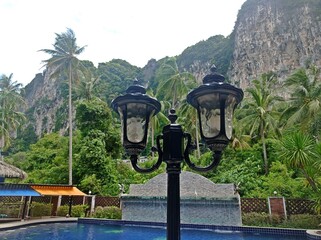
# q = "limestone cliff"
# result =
<box><xmin>228</xmin><ymin>0</ymin><xmax>321</xmax><ymax>89</ymax></box>
<box><xmin>23</xmin><ymin>69</ymin><xmax>68</xmax><ymax>137</ymax></box>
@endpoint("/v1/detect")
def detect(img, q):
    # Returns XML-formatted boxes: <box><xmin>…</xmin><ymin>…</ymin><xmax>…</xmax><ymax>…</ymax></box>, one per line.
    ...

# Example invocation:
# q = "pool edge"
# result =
<box><xmin>0</xmin><ymin>217</ymin><xmax>78</xmax><ymax>231</ymax></box>
<box><xmin>78</xmin><ymin>218</ymin><xmax>307</xmax><ymax>237</ymax></box>
<box><xmin>307</xmin><ymin>230</ymin><xmax>321</xmax><ymax>240</ymax></box>
<box><xmin>1</xmin><ymin>217</ymin><xmax>319</xmax><ymax>239</ymax></box>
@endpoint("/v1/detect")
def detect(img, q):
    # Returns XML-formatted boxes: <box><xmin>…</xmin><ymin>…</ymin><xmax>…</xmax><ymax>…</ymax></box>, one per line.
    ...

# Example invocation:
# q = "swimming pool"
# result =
<box><xmin>0</xmin><ymin>220</ymin><xmax>309</xmax><ymax>240</ymax></box>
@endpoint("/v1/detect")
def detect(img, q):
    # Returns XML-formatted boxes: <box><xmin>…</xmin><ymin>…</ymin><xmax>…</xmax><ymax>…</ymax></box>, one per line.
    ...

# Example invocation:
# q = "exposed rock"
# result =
<box><xmin>228</xmin><ymin>0</ymin><xmax>321</xmax><ymax>89</ymax></box>
<box><xmin>23</xmin><ymin>68</ymin><xmax>68</xmax><ymax>137</ymax></box>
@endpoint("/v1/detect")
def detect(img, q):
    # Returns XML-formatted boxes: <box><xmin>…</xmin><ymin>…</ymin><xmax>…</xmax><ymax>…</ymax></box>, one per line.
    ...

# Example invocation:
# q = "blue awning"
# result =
<box><xmin>0</xmin><ymin>184</ymin><xmax>41</xmax><ymax>196</ymax></box>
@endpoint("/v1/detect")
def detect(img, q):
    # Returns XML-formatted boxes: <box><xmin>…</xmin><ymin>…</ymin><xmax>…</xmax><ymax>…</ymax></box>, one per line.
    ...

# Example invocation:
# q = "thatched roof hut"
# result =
<box><xmin>0</xmin><ymin>161</ymin><xmax>27</xmax><ymax>179</ymax></box>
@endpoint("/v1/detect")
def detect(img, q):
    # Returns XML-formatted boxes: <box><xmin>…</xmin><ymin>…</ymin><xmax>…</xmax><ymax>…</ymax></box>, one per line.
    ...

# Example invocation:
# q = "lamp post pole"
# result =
<box><xmin>111</xmin><ymin>66</ymin><xmax>243</xmax><ymax>240</ymax></box>
<box><xmin>163</xmin><ymin>110</ymin><xmax>184</xmax><ymax>240</ymax></box>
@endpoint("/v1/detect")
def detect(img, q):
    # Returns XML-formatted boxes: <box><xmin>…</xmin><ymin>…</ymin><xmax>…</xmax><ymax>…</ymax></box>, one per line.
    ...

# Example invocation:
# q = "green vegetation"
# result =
<box><xmin>242</xmin><ymin>213</ymin><xmax>321</xmax><ymax>229</ymax></box>
<box><xmin>57</xmin><ymin>204</ymin><xmax>87</xmax><ymax>217</ymax></box>
<box><xmin>23</xmin><ymin>132</ymin><xmax>69</xmax><ymax>184</ymax></box>
<box><xmin>92</xmin><ymin>206</ymin><xmax>122</xmax><ymax>219</ymax></box>
<box><xmin>0</xmin><ymin>73</ymin><xmax>25</xmax><ymax>151</ymax></box>
<box><xmin>29</xmin><ymin>202</ymin><xmax>52</xmax><ymax>217</ymax></box>
<box><xmin>74</xmin><ymin>98</ymin><xmax>122</xmax><ymax>196</ymax></box>
<box><xmin>177</xmin><ymin>35</ymin><xmax>233</xmax><ymax>77</ymax></box>
<box><xmin>238</xmin><ymin>73</ymin><xmax>282</xmax><ymax>175</ymax></box>
<box><xmin>97</xmin><ymin>59</ymin><xmax>141</xmax><ymax>104</ymax></box>
<box><xmin>0</xmin><ymin>202</ymin><xmax>22</xmax><ymax>218</ymax></box>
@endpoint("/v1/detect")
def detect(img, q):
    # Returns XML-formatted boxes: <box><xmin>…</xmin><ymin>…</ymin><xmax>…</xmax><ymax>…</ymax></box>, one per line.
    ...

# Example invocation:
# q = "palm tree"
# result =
<box><xmin>281</xmin><ymin>65</ymin><xmax>321</xmax><ymax>138</ymax></box>
<box><xmin>281</xmin><ymin>131</ymin><xmax>319</xmax><ymax>192</ymax></box>
<box><xmin>178</xmin><ymin>100</ymin><xmax>201</xmax><ymax>158</ymax></box>
<box><xmin>146</xmin><ymin>88</ymin><xmax>169</xmax><ymax>158</ymax></box>
<box><xmin>74</xmin><ymin>69</ymin><xmax>100</xmax><ymax>101</ymax></box>
<box><xmin>39</xmin><ymin>28</ymin><xmax>86</xmax><ymax>185</ymax></box>
<box><xmin>156</xmin><ymin>57</ymin><xmax>196</xmax><ymax>109</ymax></box>
<box><xmin>239</xmin><ymin>72</ymin><xmax>283</xmax><ymax>174</ymax></box>
<box><xmin>0</xmin><ymin>74</ymin><xmax>25</xmax><ymax>158</ymax></box>
<box><xmin>155</xmin><ymin>57</ymin><xmax>199</xmax><ymax>158</ymax></box>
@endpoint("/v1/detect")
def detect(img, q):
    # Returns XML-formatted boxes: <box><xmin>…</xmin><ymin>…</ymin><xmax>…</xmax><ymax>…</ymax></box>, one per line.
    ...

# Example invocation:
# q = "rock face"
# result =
<box><xmin>23</xmin><ymin>69</ymin><xmax>68</xmax><ymax>136</ymax></box>
<box><xmin>228</xmin><ymin>0</ymin><xmax>321</xmax><ymax>89</ymax></box>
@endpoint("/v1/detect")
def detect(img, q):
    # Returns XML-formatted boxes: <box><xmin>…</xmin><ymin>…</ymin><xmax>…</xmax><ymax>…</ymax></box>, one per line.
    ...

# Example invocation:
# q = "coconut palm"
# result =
<box><xmin>156</xmin><ymin>57</ymin><xmax>196</xmax><ymax>109</ymax></box>
<box><xmin>0</xmin><ymin>73</ymin><xmax>25</xmax><ymax>157</ymax></box>
<box><xmin>239</xmin><ymin>72</ymin><xmax>283</xmax><ymax>174</ymax></box>
<box><xmin>39</xmin><ymin>28</ymin><xmax>86</xmax><ymax>185</ymax></box>
<box><xmin>178</xmin><ymin>100</ymin><xmax>201</xmax><ymax>158</ymax></box>
<box><xmin>281</xmin><ymin>65</ymin><xmax>321</xmax><ymax>138</ymax></box>
<box><xmin>74</xmin><ymin>69</ymin><xmax>100</xmax><ymax>101</ymax></box>
<box><xmin>146</xmin><ymin>89</ymin><xmax>169</xmax><ymax>158</ymax></box>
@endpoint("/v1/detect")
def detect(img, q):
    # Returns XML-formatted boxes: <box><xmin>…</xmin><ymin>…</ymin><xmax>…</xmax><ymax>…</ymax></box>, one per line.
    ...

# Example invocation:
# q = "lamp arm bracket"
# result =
<box><xmin>183</xmin><ymin>133</ymin><xmax>222</xmax><ymax>172</ymax></box>
<box><xmin>129</xmin><ymin>135</ymin><xmax>163</xmax><ymax>174</ymax></box>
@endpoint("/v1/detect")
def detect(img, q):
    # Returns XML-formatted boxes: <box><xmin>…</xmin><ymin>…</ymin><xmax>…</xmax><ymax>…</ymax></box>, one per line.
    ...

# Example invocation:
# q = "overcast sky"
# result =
<box><xmin>0</xmin><ymin>0</ymin><xmax>246</xmax><ymax>86</ymax></box>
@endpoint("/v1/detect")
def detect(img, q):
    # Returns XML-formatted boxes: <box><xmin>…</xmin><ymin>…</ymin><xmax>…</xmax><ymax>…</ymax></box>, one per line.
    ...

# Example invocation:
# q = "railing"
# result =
<box><xmin>241</xmin><ymin>198</ymin><xmax>268</xmax><ymax>213</ymax></box>
<box><xmin>0</xmin><ymin>196</ymin><xmax>24</xmax><ymax>218</ymax></box>
<box><xmin>0</xmin><ymin>196</ymin><xmax>316</xmax><ymax>218</ymax></box>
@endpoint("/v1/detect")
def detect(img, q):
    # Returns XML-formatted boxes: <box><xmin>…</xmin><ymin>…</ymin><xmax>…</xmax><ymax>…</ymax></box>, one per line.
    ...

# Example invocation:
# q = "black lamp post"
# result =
<box><xmin>111</xmin><ymin>66</ymin><xmax>243</xmax><ymax>240</ymax></box>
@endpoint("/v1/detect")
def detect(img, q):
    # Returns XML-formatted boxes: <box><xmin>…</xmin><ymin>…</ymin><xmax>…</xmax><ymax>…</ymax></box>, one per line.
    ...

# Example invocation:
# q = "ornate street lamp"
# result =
<box><xmin>111</xmin><ymin>66</ymin><xmax>243</xmax><ymax>240</ymax></box>
<box><xmin>186</xmin><ymin>65</ymin><xmax>244</xmax><ymax>171</ymax></box>
<box><xmin>111</xmin><ymin>80</ymin><xmax>161</xmax><ymax>172</ymax></box>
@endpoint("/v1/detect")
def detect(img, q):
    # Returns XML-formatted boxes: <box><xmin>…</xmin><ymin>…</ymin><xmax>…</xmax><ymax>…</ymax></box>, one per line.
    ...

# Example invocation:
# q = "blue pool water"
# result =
<box><xmin>0</xmin><ymin>222</ymin><xmax>307</xmax><ymax>240</ymax></box>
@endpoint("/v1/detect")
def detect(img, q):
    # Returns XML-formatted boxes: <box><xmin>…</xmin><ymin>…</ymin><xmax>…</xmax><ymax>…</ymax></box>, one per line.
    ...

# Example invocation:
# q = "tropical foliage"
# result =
<box><xmin>281</xmin><ymin>65</ymin><xmax>321</xmax><ymax>138</ymax></box>
<box><xmin>74</xmin><ymin>98</ymin><xmax>121</xmax><ymax>195</ymax></box>
<box><xmin>237</xmin><ymin>72</ymin><xmax>282</xmax><ymax>174</ymax></box>
<box><xmin>0</xmin><ymin>73</ymin><xmax>25</xmax><ymax>151</ymax></box>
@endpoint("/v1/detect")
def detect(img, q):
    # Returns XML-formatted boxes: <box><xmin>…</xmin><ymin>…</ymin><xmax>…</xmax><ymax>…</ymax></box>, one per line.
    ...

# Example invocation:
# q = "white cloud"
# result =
<box><xmin>0</xmin><ymin>0</ymin><xmax>246</xmax><ymax>86</ymax></box>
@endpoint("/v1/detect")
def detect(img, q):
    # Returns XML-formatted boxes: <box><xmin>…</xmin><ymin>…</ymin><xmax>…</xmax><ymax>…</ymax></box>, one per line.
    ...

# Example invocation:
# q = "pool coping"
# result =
<box><xmin>307</xmin><ymin>230</ymin><xmax>321</xmax><ymax>240</ymax></box>
<box><xmin>0</xmin><ymin>217</ymin><xmax>77</xmax><ymax>231</ymax></box>
<box><xmin>1</xmin><ymin>217</ymin><xmax>320</xmax><ymax>239</ymax></box>
<box><xmin>78</xmin><ymin>218</ymin><xmax>312</xmax><ymax>238</ymax></box>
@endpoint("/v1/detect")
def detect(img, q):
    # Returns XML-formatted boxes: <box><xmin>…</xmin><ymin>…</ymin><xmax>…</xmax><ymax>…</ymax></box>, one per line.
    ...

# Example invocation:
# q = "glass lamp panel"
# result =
<box><xmin>126</xmin><ymin>103</ymin><xmax>149</xmax><ymax>143</ymax></box>
<box><xmin>198</xmin><ymin>93</ymin><xmax>221</xmax><ymax>138</ymax></box>
<box><xmin>225</xmin><ymin>95</ymin><xmax>237</xmax><ymax>139</ymax></box>
<box><xmin>118</xmin><ymin>107</ymin><xmax>124</xmax><ymax>144</ymax></box>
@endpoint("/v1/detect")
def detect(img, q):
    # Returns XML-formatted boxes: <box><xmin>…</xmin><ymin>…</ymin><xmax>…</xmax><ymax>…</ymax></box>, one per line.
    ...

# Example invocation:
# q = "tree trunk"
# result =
<box><xmin>1</xmin><ymin>101</ymin><xmax>5</xmax><ymax>161</ymax></box>
<box><xmin>302</xmin><ymin>167</ymin><xmax>318</xmax><ymax>192</ymax></box>
<box><xmin>261</xmin><ymin>122</ymin><xmax>268</xmax><ymax>175</ymax></box>
<box><xmin>68</xmin><ymin>64</ymin><xmax>73</xmax><ymax>185</ymax></box>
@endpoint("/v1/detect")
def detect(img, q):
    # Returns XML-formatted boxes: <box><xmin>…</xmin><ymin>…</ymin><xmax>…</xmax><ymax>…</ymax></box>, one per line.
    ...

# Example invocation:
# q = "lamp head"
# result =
<box><xmin>187</xmin><ymin>66</ymin><xmax>243</xmax><ymax>152</ymax></box>
<box><xmin>111</xmin><ymin>80</ymin><xmax>161</xmax><ymax>156</ymax></box>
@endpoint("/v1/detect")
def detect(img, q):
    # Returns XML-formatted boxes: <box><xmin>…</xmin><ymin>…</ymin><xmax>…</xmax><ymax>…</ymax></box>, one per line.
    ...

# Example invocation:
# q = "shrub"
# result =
<box><xmin>242</xmin><ymin>213</ymin><xmax>321</xmax><ymax>229</ymax></box>
<box><xmin>0</xmin><ymin>202</ymin><xmax>22</xmax><ymax>218</ymax></box>
<box><xmin>279</xmin><ymin>214</ymin><xmax>321</xmax><ymax>229</ymax></box>
<box><xmin>57</xmin><ymin>205</ymin><xmax>88</xmax><ymax>217</ymax></box>
<box><xmin>92</xmin><ymin>206</ymin><xmax>121</xmax><ymax>219</ymax></box>
<box><xmin>242</xmin><ymin>212</ymin><xmax>284</xmax><ymax>227</ymax></box>
<box><xmin>30</xmin><ymin>202</ymin><xmax>52</xmax><ymax>217</ymax></box>
<box><xmin>242</xmin><ymin>212</ymin><xmax>271</xmax><ymax>227</ymax></box>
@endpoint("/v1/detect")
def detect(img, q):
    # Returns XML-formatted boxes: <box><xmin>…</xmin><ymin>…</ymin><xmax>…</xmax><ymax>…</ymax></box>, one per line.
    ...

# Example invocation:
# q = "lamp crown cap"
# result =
<box><xmin>126</xmin><ymin>78</ymin><xmax>146</xmax><ymax>94</ymax></box>
<box><xmin>203</xmin><ymin>65</ymin><xmax>225</xmax><ymax>84</ymax></box>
